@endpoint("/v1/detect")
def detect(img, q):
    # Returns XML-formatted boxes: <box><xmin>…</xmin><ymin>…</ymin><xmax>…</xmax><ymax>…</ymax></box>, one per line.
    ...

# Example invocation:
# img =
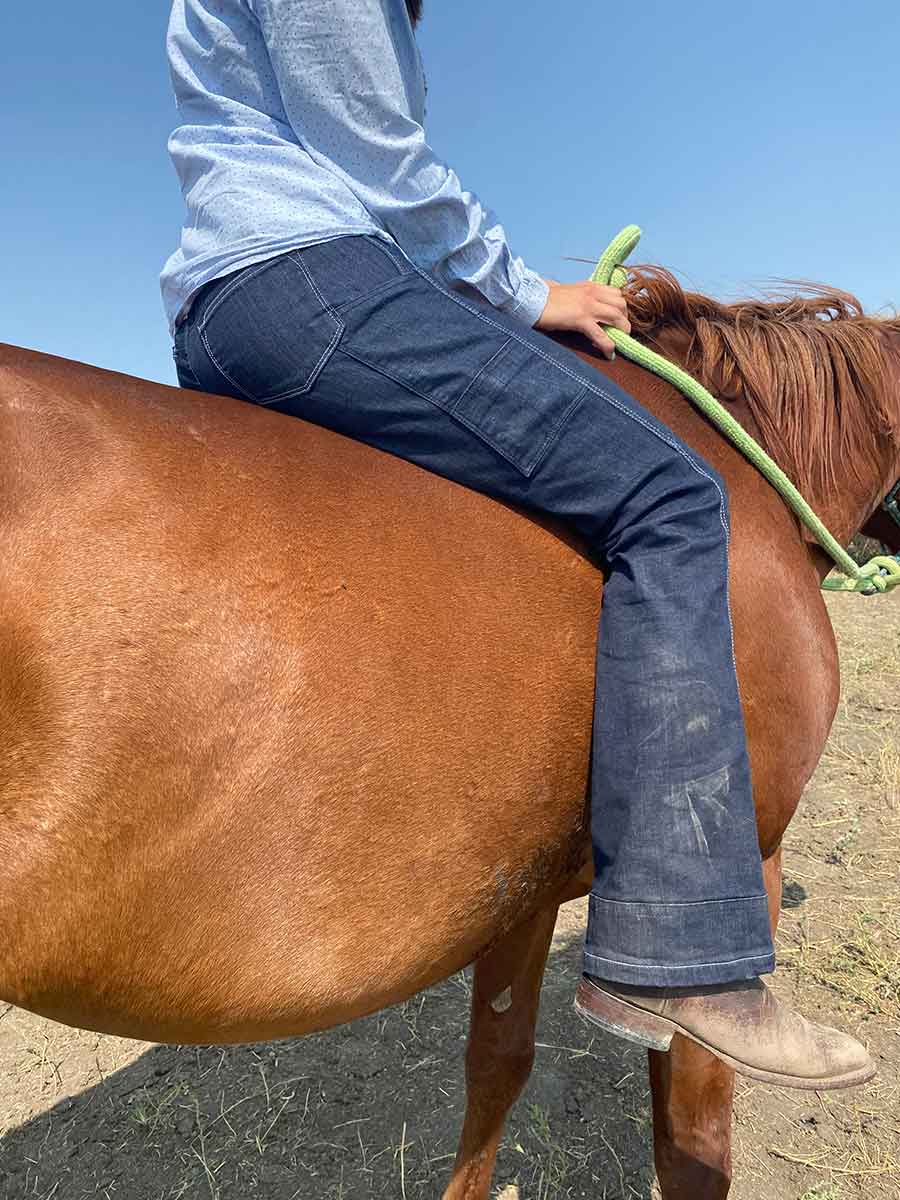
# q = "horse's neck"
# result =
<box><xmin>650</xmin><ymin>326</ymin><xmax>899</xmax><ymax>552</ymax></box>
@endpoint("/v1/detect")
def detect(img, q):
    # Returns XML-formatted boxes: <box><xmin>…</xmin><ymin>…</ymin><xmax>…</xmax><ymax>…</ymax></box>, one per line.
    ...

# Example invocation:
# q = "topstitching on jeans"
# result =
<box><xmin>198</xmin><ymin>253</ymin><xmax>345</xmax><ymax>405</ymax></box>
<box><xmin>334</xmin><ymin>343</ymin><xmax>575</xmax><ymax>477</ymax></box>
<box><xmin>174</xmin><ymin>357</ymin><xmax>203</xmax><ymax>393</ymax></box>
<box><xmin>327</xmin><ymin>271</ymin><xmax>420</xmax><ymax>318</ymax></box>
<box><xmin>359</xmin><ymin>233</ymin><xmax>414</xmax><ymax>275</ymax></box>
<box><xmin>582</xmin><ymin>950</ymin><xmax>776</xmax><ymax>972</ymax></box>
<box><xmin>452</xmin><ymin>337</ymin><xmax>514</xmax><ymax>407</ymax></box>
<box><xmin>196</xmin><ymin>258</ymin><xmax>299</xmax><ymax>401</ymax></box>
<box><xmin>198</xmin><ymin>255</ymin><xmax>281</xmax><ymax>332</ymax></box>
<box><xmin>288</xmin><ymin>253</ymin><xmax>344</xmax><ymax>325</ymax></box>
<box><xmin>589</xmin><ymin>892</ymin><xmax>769</xmax><ymax>908</ymax></box>
<box><xmin>199</xmin><ymin>330</ymin><xmax>256</xmax><ymax>402</ymax></box>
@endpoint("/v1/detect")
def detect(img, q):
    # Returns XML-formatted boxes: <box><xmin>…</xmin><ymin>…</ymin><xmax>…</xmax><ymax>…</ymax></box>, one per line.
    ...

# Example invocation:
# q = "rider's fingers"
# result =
<box><xmin>589</xmin><ymin>283</ymin><xmax>628</xmax><ymax>312</ymax></box>
<box><xmin>592</xmin><ymin>306</ymin><xmax>631</xmax><ymax>335</ymax></box>
<box><xmin>582</xmin><ymin>322</ymin><xmax>617</xmax><ymax>360</ymax></box>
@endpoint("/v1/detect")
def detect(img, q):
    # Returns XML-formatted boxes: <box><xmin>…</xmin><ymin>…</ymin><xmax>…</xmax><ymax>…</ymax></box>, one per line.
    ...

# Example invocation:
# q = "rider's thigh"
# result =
<box><xmin>181</xmin><ymin>234</ymin><xmax>729</xmax><ymax>552</ymax></box>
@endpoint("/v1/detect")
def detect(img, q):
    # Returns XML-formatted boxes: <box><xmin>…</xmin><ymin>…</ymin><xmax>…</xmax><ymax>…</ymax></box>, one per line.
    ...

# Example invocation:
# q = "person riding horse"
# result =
<box><xmin>163</xmin><ymin>0</ymin><xmax>872</xmax><ymax>1089</ymax></box>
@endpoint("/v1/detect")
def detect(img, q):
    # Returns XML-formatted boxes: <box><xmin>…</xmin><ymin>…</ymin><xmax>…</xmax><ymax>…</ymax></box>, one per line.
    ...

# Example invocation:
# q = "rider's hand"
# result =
<box><xmin>534</xmin><ymin>279</ymin><xmax>630</xmax><ymax>361</ymax></box>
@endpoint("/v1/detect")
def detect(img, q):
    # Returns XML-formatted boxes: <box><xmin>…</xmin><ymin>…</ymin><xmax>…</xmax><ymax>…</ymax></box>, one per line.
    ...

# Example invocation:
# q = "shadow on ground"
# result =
<box><xmin>0</xmin><ymin>916</ymin><xmax>658</xmax><ymax>1199</ymax></box>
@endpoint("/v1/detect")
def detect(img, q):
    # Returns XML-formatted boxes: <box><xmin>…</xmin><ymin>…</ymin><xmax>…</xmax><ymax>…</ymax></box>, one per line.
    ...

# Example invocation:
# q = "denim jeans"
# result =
<box><xmin>173</xmin><ymin>232</ymin><xmax>776</xmax><ymax>986</ymax></box>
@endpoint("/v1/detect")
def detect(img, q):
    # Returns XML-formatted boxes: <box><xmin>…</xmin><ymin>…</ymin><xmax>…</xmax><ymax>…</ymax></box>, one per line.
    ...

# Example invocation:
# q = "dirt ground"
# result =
<box><xmin>0</xmin><ymin>591</ymin><xmax>897</xmax><ymax>1200</ymax></box>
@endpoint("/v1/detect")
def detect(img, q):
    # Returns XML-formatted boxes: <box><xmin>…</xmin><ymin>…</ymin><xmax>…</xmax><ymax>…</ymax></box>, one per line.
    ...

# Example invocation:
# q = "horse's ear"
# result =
<box><xmin>405</xmin><ymin>0</ymin><xmax>424</xmax><ymax>28</ymax></box>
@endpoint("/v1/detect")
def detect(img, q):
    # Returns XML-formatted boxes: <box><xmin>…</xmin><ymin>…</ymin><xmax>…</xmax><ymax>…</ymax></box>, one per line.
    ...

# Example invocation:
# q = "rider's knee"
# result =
<box><xmin>675</xmin><ymin>454</ymin><xmax>731</xmax><ymax>535</ymax></box>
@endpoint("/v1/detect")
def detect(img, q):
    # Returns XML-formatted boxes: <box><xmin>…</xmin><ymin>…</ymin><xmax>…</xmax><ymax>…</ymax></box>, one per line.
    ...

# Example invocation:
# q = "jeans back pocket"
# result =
<box><xmin>193</xmin><ymin>252</ymin><xmax>344</xmax><ymax>405</ymax></box>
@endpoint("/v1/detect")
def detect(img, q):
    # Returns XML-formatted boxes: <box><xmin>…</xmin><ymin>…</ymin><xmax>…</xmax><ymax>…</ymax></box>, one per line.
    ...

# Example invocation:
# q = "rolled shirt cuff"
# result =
<box><xmin>496</xmin><ymin>266</ymin><xmax>550</xmax><ymax>327</ymax></box>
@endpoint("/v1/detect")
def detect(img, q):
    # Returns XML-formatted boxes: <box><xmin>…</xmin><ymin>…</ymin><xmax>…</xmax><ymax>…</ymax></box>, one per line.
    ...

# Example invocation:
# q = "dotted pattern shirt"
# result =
<box><xmin>160</xmin><ymin>0</ymin><xmax>550</xmax><ymax>335</ymax></box>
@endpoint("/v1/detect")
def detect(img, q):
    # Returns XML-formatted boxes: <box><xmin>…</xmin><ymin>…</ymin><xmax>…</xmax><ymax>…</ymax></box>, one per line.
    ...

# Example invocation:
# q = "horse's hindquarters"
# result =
<box><xmin>0</xmin><ymin>356</ymin><xmax>600</xmax><ymax>1042</ymax></box>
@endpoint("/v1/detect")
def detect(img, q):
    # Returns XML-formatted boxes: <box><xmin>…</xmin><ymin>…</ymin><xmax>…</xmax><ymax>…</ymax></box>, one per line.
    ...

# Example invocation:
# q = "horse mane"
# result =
<box><xmin>622</xmin><ymin>264</ymin><xmax>900</xmax><ymax>496</ymax></box>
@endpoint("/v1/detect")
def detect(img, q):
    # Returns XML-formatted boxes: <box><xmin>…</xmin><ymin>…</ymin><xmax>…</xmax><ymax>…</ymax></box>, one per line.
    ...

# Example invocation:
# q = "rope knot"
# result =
<box><xmin>858</xmin><ymin>555</ymin><xmax>900</xmax><ymax>596</ymax></box>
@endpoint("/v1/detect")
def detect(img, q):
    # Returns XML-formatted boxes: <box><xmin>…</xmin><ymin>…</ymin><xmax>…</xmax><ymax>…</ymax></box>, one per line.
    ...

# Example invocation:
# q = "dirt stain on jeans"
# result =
<box><xmin>666</xmin><ymin>764</ymin><xmax>731</xmax><ymax>856</ymax></box>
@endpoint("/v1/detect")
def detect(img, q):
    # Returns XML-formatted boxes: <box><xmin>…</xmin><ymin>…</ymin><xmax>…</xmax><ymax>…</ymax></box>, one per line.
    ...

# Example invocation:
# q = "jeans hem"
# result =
<box><xmin>582</xmin><ymin>949</ymin><xmax>776</xmax><ymax>987</ymax></box>
<box><xmin>584</xmin><ymin>891</ymin><xmax>775</xmax><ymax>986</ymax></box>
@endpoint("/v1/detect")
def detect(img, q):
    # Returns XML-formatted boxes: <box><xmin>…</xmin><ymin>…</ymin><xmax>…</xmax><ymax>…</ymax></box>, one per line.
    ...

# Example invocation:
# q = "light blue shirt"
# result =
<box><xmin>161</xmin><ymin>0</ymin><xmax>550</xmax><ymax>335</ymax></box>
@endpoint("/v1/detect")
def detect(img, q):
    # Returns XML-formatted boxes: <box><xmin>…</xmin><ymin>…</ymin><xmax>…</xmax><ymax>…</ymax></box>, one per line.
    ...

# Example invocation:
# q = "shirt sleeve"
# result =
<box><xmin>250</xmin><ymin>0</ymin><xmax>550</xmax><ymax>327</ymax></box>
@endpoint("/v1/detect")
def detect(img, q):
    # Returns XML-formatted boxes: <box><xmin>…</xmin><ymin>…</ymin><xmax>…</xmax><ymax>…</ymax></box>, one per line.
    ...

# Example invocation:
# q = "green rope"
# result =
<box><xmin>590</xmin><ymin>226</ymin><xmax>900</xmax><ymax>596</ymax></box>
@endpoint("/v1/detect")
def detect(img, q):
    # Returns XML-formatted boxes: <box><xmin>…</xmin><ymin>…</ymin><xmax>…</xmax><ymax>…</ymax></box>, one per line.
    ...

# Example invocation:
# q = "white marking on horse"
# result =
<box><xmin>491</xmin><ymin>986</ymin><xmax>513</xmax><ymax>1014</ymax></box>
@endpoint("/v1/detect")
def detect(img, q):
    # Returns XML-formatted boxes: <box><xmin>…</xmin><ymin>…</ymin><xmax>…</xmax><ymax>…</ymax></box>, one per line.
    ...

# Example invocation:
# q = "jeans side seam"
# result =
<box><xmin>360</xmin><ymin>233</ymin><xmax>414</xmax><ymax>274</ymax></box>
<box><xmin>404</xmin><ymin>259</ymin><xmax>653</xmax><ymax>411</ymax></box>
<box><xmin>336</xmin><ymin>345</ymin><xmax>443</xmax><ymax>408</ymax></box>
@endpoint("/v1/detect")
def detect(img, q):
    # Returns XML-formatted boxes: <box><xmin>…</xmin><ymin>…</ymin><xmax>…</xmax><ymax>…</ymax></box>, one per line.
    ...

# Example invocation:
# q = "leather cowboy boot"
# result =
<box><xmin>574</xmin><ymin>975</ymin><xmax>875</xmax><ymax>1089</ymax></box>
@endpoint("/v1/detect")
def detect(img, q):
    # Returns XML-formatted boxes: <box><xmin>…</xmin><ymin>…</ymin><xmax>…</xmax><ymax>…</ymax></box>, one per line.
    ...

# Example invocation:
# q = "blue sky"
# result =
<box><xmin>3</xmin><ymin>0</ymin><xmax>898</xmax><ymax>386</ymax></box>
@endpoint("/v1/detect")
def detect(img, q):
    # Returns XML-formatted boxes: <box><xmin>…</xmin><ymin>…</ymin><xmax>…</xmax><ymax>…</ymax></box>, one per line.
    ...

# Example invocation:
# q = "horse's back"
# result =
<box><xmin>0</xmin><ymin>346</ymin><xmax>599</xmax><ymax>1042</ymax></box>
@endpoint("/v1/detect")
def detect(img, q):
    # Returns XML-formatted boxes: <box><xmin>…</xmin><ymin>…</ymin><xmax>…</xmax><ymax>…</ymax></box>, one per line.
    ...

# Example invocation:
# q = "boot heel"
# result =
<box><xmin>574</xmin><ymin>978</ymin><xmax>674</xmax><ymax>1052</ymax></box>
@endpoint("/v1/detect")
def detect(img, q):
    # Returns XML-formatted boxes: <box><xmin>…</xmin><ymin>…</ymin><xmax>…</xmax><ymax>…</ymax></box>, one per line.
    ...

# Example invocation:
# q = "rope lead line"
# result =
<box><xmin>590</xmin><ymin>226</ymin><xmax>900</xmax><ymax>596</ymax></box>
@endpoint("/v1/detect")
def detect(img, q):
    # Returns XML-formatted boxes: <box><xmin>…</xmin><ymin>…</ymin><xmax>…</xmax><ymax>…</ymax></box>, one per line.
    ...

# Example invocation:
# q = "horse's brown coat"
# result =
<box><xmin>0</xmin><ymin>278</ymin><xmax>897</xmax><ymax>1197</ymax></box>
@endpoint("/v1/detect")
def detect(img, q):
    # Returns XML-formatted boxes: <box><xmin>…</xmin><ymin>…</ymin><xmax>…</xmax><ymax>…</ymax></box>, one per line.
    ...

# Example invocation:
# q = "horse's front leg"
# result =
<box><xmin>648</xmin><ymin>849</ymin><xmax>784</xmax><ymax>1198</ymax></box>
<box><xmin>442</xmin><ymin>903</ymin><xmax>558</xmax><ymax>1200</ymax></box>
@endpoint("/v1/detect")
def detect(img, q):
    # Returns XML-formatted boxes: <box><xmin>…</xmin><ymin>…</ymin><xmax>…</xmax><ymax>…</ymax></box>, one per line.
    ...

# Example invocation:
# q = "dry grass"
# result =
<box><xmin>780</xmin><ymin>904</ymin><xmax>900</xmax><ymax>1020</ymax></box>
<box><xmin>740</xmin><ymin>593</ymin><xmax>900</xmax><ymax>1200</ymax></box>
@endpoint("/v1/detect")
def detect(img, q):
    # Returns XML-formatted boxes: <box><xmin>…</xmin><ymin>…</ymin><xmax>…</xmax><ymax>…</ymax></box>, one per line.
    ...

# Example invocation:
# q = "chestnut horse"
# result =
<box><xmin>0</xmin><ymin>266</ymin><xmax>898</xmax><ymax>1199</ymax></box>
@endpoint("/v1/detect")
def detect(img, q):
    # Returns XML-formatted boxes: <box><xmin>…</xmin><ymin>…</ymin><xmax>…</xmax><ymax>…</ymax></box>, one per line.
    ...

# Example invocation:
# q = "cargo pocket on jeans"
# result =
<box><xmin>196</xmin><ymin>252</ymin><xmax>344</xmax><ymax>404</ymax></box>
<box><xmin>334</xmin><ymin>266</ymin><xmax>590</xmax><ymax>478</ymax></box>
<box><xmin>449</xmin><ymin>336</ymin><xmax>589</xmax><ymax>477</ymax></box>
